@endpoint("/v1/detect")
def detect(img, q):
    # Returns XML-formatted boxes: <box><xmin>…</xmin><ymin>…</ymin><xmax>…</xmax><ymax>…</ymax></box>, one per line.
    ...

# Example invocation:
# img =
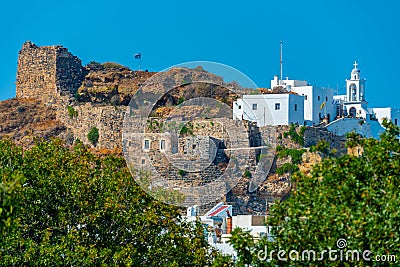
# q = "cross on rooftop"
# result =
<box><xmin>353</xmin><ymin>60</ymin><xmax>358</xmax><ymax>69</ymax></box>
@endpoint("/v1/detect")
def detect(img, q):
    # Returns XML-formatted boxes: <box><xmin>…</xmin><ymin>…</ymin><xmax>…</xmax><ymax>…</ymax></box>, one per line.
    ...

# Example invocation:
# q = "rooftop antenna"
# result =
<box><xmin>280</xmin><ymin>41</ymin><xmax>283</xmax><ymax>82</ymax></box>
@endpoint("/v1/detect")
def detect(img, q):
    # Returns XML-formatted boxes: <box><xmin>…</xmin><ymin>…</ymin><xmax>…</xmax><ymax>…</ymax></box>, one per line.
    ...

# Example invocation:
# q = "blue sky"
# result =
<box><xmin>0</xmin><ymin>0</ymin><xmax>399</xmax><ymax>108</ymax></box>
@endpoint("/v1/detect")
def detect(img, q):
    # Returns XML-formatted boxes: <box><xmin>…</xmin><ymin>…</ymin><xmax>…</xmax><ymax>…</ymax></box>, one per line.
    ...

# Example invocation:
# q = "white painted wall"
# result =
<box><xmin>372</xmin><ymin>108</ymin><xmax>400</xmax><ymax>127</ymax></box>
<box><xmin>238</xmin><ymin>94</ymin><xmax>304</xmax><ymax>126</ymax></box>
<box><xmin>343</xmin><ymin>102</ymin><xmax>371</xmax><ymax>119</ymax></box>
<box><xmin>232</xmin><ymin>215</ymin><xmax>268</xmax><ymax>237</ymax></box>
<box><xmin>334</xmin><ymin>95</ymin><xmax>346</xmax><ymax>101</ymax></box>
<box><xmin>233</xmin><ymin>98</ymin><xmax>243</xmax><ymax>120</ymax></box>
<box><xmin>291</xmin><ymin>86</ymin><xmax>335</xmax><ymax>125</ymax></box>
<box><xmin>271</xmin><ymin>78</ymin><xmax>308</xmax><ymax>88</ymax></box>
<box><xmin>288</xmin><ymin>94</ymin><xmax>305</xmax><ymax>125</ymax></box>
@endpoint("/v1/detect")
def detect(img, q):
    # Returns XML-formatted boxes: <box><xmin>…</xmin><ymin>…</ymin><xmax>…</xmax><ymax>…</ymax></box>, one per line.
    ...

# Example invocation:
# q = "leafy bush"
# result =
<box><xmin>299</xmin><ymin>125</ymin><xmax>306</xmax><ymax>135</ymax></box>
<box><xmin>67</xmin><ymin>105</ymin><xmax>78</xmax><ymax>118</ymax></box>
<box><xmin>0</xmin><ymin>139</ymin><xmax>214</xmax><ymax>266</ymax></box>
<box><xmin>276</xmin><ymin>162</ymin><xmax>299</xmax><ymax>175</ymax></box>
<box><xmin>283</xmin><ymin>123</ymin><xmax>305</xmax><ymax>146</ymax></box>
<box><xmin>87</xmin><ymin>126</ymin><xmax>99</xmax><ymax>146</ymax></box>
<box><xmin>310</xmin><ymin>140</ymin><xmax>331</xmax><ymax>155</ymax></box>
<box><xmin>277</xmin><ymin>147</ymin><xmax>306</xmax><ymax>165</ymax></box>
<box><xmin>179</xmin><ymin>123</ymin><xmax>193</xmax><ymax>136</ymax></box>
<box><xmin>243</xmin><ymin>170</ymin><xmax>252</xmax><ymax>178</ymax></box>
<box><xmin>177</xmin><ymin>96</ymin><xmax>185</xmax><ymax>105</ymax></box>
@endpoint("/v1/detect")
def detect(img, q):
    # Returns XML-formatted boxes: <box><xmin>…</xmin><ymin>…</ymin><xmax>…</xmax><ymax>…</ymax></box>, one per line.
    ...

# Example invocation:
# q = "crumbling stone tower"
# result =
<box><xmin>16</xmin><ymin>41</ymin><xmax>83</xmax><ymax>104</ymax></box>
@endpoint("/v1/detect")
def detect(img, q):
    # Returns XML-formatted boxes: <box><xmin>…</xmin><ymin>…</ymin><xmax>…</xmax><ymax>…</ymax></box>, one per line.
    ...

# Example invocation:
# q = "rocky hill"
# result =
<box><xmin>77</xmin><ymin>62</ymin><xmax>156</xmax><ymax>105</ymax></box>
<box><xmin>0</xmin><ymin>98</ymin><xmax>67</xmax><ymax>148</ymax></box>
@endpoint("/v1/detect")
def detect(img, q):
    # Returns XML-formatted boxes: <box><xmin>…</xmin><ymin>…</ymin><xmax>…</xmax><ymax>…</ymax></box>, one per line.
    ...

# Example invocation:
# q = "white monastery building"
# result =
<box><xmin>233</xmin><ymin>61</ymin><xmax>400</xmax><ymax>138</ymax></box>
<box><xmin>233</xmin><ymin>93</ymin><xmax>304</xmax><ymax>126</ymax></box>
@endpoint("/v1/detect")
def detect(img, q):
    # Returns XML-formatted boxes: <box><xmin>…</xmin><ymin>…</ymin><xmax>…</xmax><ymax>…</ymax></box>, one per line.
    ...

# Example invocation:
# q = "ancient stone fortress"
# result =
<box><xmin>14</xmin><ymin>41</ymin><xmax>345</xmax><ymax>214</ymax></box>
<box><xmin>16</xmin><ymin>41</ymin><xmax>155</xmax><ymax>149</ymax></box>
<box><xmin>16</xmin><ymin>41</ymin><xmax>83</xmax><ymax>104</ymax></box>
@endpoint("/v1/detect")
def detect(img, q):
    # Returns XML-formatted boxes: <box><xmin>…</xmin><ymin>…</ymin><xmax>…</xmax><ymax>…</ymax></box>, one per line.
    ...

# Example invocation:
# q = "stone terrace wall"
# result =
<box><xmin>304</xmin><ymin>127</ymin><xmax>345</xmax><ymax>150</ymax></box>
<box><xmin>16</xmin><ymin>41</ymin><xmax>83</xmax><ymax>104</ymax></box>
<box><xmin>57</xmin><ymin>102</ymin><xmax>126</xmax><ymax>149</ymax></box>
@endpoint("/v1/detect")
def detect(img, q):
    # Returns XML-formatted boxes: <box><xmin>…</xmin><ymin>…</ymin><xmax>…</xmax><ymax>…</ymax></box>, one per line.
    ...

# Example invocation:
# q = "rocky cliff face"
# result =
<box><xmin>77</xmin><ymin>62</ymin><xmax>156</xmax><ymax>105</ymax></box>
<box><xmin>0</xmin><ymin>98</ymin><xmax>68</xmax><ymax>148</ymax></box>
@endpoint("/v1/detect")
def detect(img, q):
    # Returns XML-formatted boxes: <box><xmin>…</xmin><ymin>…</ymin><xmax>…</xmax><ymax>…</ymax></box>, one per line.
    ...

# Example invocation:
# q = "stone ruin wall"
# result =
<box><xmin>57</xmin><ymin>102</ymin><xmax>126</xmax><ymax>149</ymax></box>
<box><xmin>304</xmin><ymin>127</ymin><xmax>346</xmax><ymax>152</ymax></box>
<box><xmin>55</xmin><ymin>47</ymin><xmax>83</xmax><ymax>97</ymax></box>
<box><xmin>16</xmin><ymin>42</ymin><xmax>57</xmax><ymax>102</ymax></box>
<box><xmin>16</xmin><ymin>41</ymin><xmax>83</xmax><ymax>105</ymax></box>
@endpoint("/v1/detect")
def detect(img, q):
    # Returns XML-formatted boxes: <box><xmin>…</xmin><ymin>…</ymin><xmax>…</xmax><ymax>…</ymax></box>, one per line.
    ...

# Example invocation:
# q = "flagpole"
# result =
<box><xmin>134</xmin><ymin>53</ymin><xmax>142</xmax><ymax>71</ymax></box>
<box><xmin>280</xmin><ymin>40</ymin><xmax>283</xmax><ymax>81</ymax></box>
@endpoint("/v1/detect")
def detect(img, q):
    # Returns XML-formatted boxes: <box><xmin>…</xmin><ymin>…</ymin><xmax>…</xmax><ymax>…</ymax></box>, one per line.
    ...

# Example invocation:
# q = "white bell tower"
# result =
<box><xmin>343</xmin><ymin>60</ymin><xmax>370</xmax><ymax>119</ymax></box>
<box><xmin>346</xmin><ymin>61</ymin><xmax>366</xmax><ymax>102</ymax></box>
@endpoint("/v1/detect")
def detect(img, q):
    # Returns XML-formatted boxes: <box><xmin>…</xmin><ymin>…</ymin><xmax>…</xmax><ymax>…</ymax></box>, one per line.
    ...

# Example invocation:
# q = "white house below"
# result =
<box><xmin>233</xmin><ymin>93</ymin><xmax>304</xmax><ymax>126</ymax></box>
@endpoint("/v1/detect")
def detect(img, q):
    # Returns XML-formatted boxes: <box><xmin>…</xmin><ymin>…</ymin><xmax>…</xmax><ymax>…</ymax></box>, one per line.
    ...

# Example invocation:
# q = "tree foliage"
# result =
<box><xmin>87</xmin><ymin>126</ymin><xmax>99</xmax><ymax>146</ymax></box>
<box><xmin>229</xmin><ymin>120</ymin><xmax>400</xmax><ymax>266</ymax></box>
<box><xmin>0</xmin><ymin>139</ymin><xmax>213</xmax><ymax>266</ymax></box>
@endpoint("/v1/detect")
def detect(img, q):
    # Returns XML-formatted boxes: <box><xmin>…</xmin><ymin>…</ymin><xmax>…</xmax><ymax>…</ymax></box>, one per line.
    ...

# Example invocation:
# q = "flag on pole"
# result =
<box><xmin>134</xmin><ymin>53</ymin><xmax>141</xmax><ymax>59</ymax></box>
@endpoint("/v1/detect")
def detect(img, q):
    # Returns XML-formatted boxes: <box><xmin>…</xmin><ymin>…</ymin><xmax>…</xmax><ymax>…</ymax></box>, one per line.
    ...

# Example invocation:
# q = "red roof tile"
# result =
<box><xmin>208</xmin><ymin>205</ymin><xmax>229</xmax><ymax>217</ymax></box>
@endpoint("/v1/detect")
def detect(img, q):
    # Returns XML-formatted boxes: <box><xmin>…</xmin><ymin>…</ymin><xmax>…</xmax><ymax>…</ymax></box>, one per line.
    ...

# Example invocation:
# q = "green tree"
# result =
<box><xmin>310</xmin><ymin>140</ymin><xmax>332</xmax><ymax>156</ymax></box>
<box><xmin>0</xmin><ymin>138</ymin><xmax>23</xmax><ymax>234</ymax></box>
<box><xmin>229</xmin><ymin>120</ymin><xmax>400</xmax><ymax>266</ymax></box>
<box><xmin>87</xmin><ymin>126</ymin><xmax>99</xmax><ymax>146</ymax></box>
<box><xmin>0</xmin><ymin>139</ymin><xmax>214</xmax><ymax>266</ymax></box>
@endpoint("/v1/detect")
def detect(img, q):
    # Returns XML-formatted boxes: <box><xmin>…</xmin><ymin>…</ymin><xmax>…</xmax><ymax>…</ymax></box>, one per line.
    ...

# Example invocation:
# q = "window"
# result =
<box><xmin>275</xmin><ymin>103</ymin><xmax>280</xmax><ymax>110</ymax></box>
<box><xmin>318</xmin><ymin>96</ymin><xmax>321</xmax><ymax>101</ymax></box>
<box><xmin>172</xmin><ymin>145</ymin><xmax>178</xmax><ymax>154</ymax></box>
<box><xmin>238</xmin><ymin>105</ymin><xmax>242</xmax><ymax>109</ymax></box>
<box><xmin>192</xmin><ymin>144</ymin><xmax>197</xmax><ymax>149</ymax></box>
<box><xmin>141</xmin><ymin>158</ymin><xmax>146</xmax><ymax>165</ymax></box>
<box><xmin>144</xmin><ymin>139</ymin><xmax>150</xmax><ymax>150</ymax></box>
<box><xmin>395</xmin><ymin>119</ymin><xmax>398</xmax><ymax>126</ymax></box>
<box><xmin>252</xmin><ymin>103</ymin><xmax>257</xmax><ymax>110</ymax></box>
<box><xmin>305</xmin><ymin>95</ymin><xmax>308</xmax><ymax>100</ymax></box>
<box><xmin>325</xmin><ymin>96</ymin><xmax>328</xmax><ymax>101</ymax></box>
<box><xmin>160</xmin><ymin>139</ymin><xmax>165</xmax><ymax>150</ymax></box>
<box><xmin>294</xmin><ymin>104</ymin><xmax>298</xmax><ymax>111</ymax></box>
